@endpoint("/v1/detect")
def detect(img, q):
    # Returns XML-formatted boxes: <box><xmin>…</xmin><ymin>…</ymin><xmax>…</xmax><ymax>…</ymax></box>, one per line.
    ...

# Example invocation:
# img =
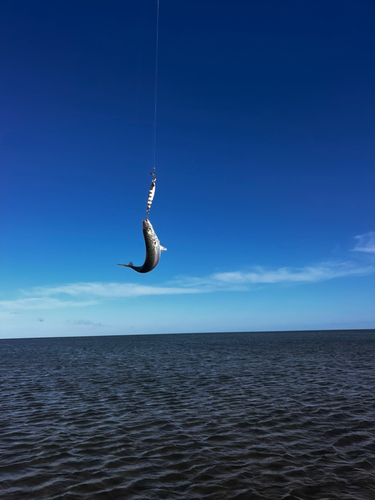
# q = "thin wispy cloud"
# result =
<box><xmin>1</xmin><ymin>258</ymin><xmax>374</xmax><ymax>312</ymax></box>
<box><xmin>24</xmin><ymin>283</ymin><xmax>202</xmax><ymax>298</ymax></box>
<box><xmin>67</xmin><ymin>320</ymin><xmax>107</xmax><ymax>327</ymax></box>
<box><xmin>0</xmin><ymin>297</ymin><xmax>98</xmax><ymax>311</ymax></box>
<box><xmin>353</xmin><ymin>231</ymin><xmax>375</xmax><ymax>253</ymax></box>
<box><xmin>213</xmin><ymin>262</ymin><xmax>375</xmax><ymax>284</ymax></box>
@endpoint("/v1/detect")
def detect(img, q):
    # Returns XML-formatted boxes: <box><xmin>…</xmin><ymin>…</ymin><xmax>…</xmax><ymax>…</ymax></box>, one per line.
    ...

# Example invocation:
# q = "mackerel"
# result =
<box><xmin>117</xmin><ymin>219</ymin><xmax>166</xmax><ymax>273</ymax></box>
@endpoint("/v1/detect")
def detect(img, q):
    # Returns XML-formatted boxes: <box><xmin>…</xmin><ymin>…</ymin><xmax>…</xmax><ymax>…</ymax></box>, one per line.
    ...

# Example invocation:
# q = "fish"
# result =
<box><xmin>117</xmin><ymin>219</ymin><xmax>166</xmax><ymax>273</ymax></box>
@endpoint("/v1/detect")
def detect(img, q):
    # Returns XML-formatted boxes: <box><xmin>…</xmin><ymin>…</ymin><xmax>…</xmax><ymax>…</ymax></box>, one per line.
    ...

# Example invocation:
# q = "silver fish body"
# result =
<box><xmin>117</xmin><ymin>219</ymin><xmax>166</xmax><ymax>274</ymax></box>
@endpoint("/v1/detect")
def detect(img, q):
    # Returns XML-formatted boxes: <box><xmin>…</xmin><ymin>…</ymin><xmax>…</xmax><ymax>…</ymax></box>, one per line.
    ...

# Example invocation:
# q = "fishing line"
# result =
<box><xmin>152</xmin><ymin>0</ymin><xmax>160</xmax><ymax>174</ymax></box>
<box><xmin>145</xmin><ymin>0</ymin><xmax>159</xmax><ymax>220</ymax></box>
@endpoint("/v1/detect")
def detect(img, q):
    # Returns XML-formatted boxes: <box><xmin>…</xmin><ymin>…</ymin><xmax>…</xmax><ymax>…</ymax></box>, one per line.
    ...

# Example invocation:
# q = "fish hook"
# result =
<box><xmin>146</xmin><ymin>168</ymin><xmax>157</xmax><ymax>220</ymax></box>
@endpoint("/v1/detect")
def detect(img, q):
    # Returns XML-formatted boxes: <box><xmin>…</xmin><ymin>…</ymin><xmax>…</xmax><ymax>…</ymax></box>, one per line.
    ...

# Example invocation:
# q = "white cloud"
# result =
<box><xmin>0</xmin><ymin>297</ymin><xmax>98</xmax><ymax>311</ymax></box>
<box><xmin>353</xmin><ymin>231</ymin><xmax>375</xmax><ymax>253</ymax></box>
<box><xmin>67</xmin><ymin>319</ymin><xmax>107</xmax><ymax>327</ymax></box>
<box><xmin>1</xmin><ymin>283</ymin><xmax>202</xmax><ymax>312</ymax></box>
<box><xmin>213</xmin><ymin>262</ymin><xmax>375</xmax><ymax>284</ymax></box>
<box><xmin>25</xmin><ymin>282</ymin><xmax>202</xmax><ymax>298</ymax></box>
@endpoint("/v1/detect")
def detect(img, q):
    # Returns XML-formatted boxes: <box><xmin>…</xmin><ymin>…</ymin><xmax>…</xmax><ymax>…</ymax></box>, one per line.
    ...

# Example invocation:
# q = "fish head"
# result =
<box><xmin>143</xmin><ymin>219</ymin><xmax>161</xmax><ymax>248</ymax></box>
<box><xmin>142</xmin><ymin>219</ymin><xmax>154</xmax><ymax>234</ymax></box>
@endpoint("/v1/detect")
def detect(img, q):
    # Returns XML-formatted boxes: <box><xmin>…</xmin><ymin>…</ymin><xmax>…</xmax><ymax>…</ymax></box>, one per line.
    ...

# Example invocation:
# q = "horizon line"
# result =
<box><xmin>1</xmin><ymin>327</ymin><xmax>374</xmax><ymax>341</ymax></box>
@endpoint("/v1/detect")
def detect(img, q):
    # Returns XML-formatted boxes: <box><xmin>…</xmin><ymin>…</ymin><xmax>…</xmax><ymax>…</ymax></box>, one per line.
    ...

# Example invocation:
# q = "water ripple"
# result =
<box><xmin>1</xmin><ymin>331</ymin><xmax>375</xmax><ymax>499</ymax></box>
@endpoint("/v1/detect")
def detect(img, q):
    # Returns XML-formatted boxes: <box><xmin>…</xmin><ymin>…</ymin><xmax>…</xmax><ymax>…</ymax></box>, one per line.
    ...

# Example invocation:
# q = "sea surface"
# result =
<box><xmin>1</xmin><ymin>330</ymin><xmax>375</xmax><ymax>500</ymax></box>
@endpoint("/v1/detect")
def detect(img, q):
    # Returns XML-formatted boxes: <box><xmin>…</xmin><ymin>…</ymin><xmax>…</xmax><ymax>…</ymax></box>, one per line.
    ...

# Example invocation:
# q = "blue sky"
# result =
<box><xmin>1</xmin><ymin>0</ymin><xmax>374</xmax><ymax>338</ymax></box>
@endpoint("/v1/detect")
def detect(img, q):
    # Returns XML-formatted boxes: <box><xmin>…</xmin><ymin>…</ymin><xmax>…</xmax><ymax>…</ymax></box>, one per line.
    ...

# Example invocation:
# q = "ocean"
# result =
<box><xmin>1</xmin><ymin>330</ymin><xmax>374</xmax><ymax>499</ymax></box>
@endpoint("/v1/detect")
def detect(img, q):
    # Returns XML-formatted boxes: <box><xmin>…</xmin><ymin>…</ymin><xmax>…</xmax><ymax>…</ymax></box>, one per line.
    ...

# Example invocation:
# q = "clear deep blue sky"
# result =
<box><xmin>1</xmin><ymin>0</ymin><xmax>374</xmax><ymax>337</ymax></box>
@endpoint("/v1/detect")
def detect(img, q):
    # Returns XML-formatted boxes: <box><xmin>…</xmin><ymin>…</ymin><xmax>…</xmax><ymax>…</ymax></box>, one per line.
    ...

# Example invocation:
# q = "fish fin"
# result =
<box><xmin>160</xmin><ymin>246</ymin><xmax>167</xmax><ymax>251</ymax></box>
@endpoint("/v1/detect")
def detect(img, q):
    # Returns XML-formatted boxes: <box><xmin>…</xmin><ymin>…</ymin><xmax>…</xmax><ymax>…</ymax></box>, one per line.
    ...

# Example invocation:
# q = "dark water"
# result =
<box><xmin>1</xmin><ymin>331</ymin><xmax>375</xmax><ymax>500</ymax></box>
